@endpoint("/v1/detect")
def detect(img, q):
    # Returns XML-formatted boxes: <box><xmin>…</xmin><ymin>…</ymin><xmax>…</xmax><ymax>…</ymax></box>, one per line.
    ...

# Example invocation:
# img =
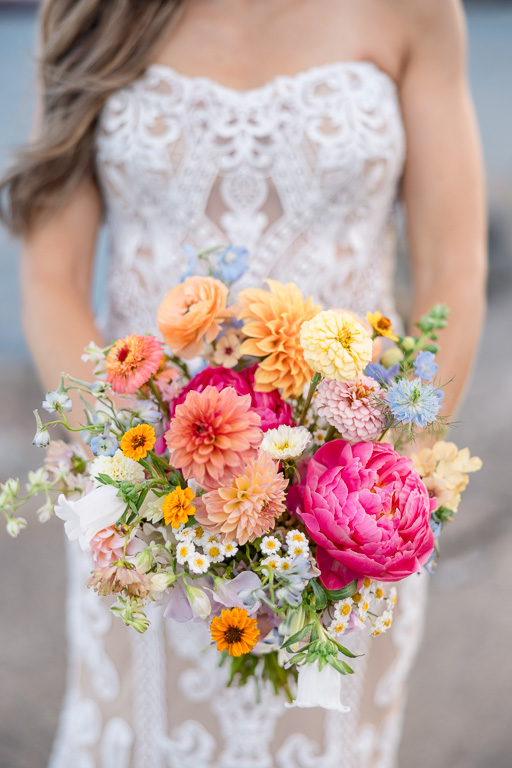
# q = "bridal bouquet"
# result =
<box><xmin>2</xmin><ymin>247</ymin><xmax>481</xmax><ymax>708</ymax></box>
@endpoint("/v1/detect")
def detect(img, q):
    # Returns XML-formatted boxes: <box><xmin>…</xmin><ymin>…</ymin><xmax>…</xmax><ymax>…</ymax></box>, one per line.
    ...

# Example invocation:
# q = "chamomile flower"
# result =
<box><xmin>358</xmin><ymin>598</ymin><xmax>371</xmax><ymax>619</ymax></box>
<box><xmin>287</xmin><ymin>540</ymin><xmax>309</xmax><ymax>558</ymax></box>
<box><xmin>204</xmin><ymin>542</ymin><xmax>225</xmax><ymax>563</ymax></box>
<box><xmin>203</xmin><ymin>532</ymin><xmax>222</xmax><ymax>547</ymax></box>
<box><xmin>188</xmin><ymin>552</ymin><xmax>211</xmax><ymax>575</ymax></box>
<box><xmin>190</xmin><ymin>524</ymin><xmax>207</xmax><ymax>545</ymax></box>
<box><xmin>260</xmin><ymin>535</ymin><xmax>282</xmax><ymax>555</ymax></box>
<box><xmin>176</xmin><ymin>541</ymin><xmax>195</xmax><ymax>564</ymax></box>
<box><xmin>276</xmin><ymin>556</ymin><xmax>294</xmax><ymax>573</ymax></box>
<box><xmin>223</xmin><ymin>541</ymin><xmax>239</xmax><ymax>558</ymax></box>
<box><xmin>262</xmin><ymin>555</ymin><xmax>283</xmax><ymax>571</ymax></box>
<box><xmin>387</xmin><ymin>587</ymin><xmax>398</xmax><ymax>609</ymax></box>
<box><xmin>286</xmin><ymin>530</ymin><xmax>307</xmax><ymax>547</ymax></box>
<box><xmin>334</xmin><ymin>599</ymin><xmax>352</xmax><ymax>620</ymax></box>
<box><xmin>175</xmin><ymin>527</ymin><xmax>196</xmax><ymax>542</ymax></box>
<box><xmin>371</xmin><ymin>610</ymin><xmax>394</xmax><ymax>636</ymax></box>
<box><xmin>373</xmin><ymin>583</ymin><xmax>385</xmax><ymax>601</ymax></box>
<box><xmin>328</xmin><ymin>618</ymin><xmax>348</xmax><ymax>638</ymax></box>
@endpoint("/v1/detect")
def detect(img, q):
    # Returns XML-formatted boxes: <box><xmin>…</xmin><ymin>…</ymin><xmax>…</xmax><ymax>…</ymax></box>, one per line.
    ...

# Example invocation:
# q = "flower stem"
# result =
<box><xmin>299</xmin><ymin>373</ymin><xmax>321</xmax><ymax>426</ymax></box>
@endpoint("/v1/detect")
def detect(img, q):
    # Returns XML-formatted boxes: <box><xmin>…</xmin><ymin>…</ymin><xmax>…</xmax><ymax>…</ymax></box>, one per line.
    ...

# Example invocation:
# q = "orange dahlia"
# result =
<box><xmin>162</xmin><ymin>486</ymin><xmax>196</xmax><ymax>528</ymax></box>
<box><xmin>157</xmin><ymin>276</ymin><xmax>231</xmax><ymax>359</ymax></box>
<box><xmin>195</xmin><ymin>451</ymin><xmax>288</xmax><ymax>544</ymax></box>
<box><xmin>238</xmin><ymin>280</ymin><xmax>321</xmax><ymax>398</ymax></box>
<box><xmin>120</xmin><ymin>424</ymin><xmax>156</xmax><ymax>461</ymax></box>
<box><xmin>106</xmin><ymin>334</ymin><xmax>163</xmax><ymax>394</ymax></box>
<box><xmin>165</xmin><ymin>386</ymin><xmax>262</xmax><ymax>489</ymax></box>
<box><xmin>210</xmin><ymin>607</ymin><xmax>260</xmax><ymax>657</ymax></box>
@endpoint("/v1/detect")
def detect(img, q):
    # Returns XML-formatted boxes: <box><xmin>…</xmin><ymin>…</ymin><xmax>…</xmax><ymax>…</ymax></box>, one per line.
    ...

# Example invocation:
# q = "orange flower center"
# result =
<box><xmin>377</xmin><ymin>317</ymin><xmax>392</xmax><ymax>331</ymax></box>
<box><xmin>131</xmin><ymin>435</ymin><xmax>148</xmax><ymax>449</ymax></box>
<box><xmin>224</xmin><ymin>627</ymin><xmax>244</xmax><ymax>644</ymax></box>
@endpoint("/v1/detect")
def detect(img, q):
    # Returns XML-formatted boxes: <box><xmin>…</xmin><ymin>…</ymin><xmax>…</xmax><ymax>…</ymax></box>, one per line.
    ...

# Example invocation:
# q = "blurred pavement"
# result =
<box><xmin>1</xmin><ymin>5</ymin><xmax>512</xmax><ymax>768</ymax></box>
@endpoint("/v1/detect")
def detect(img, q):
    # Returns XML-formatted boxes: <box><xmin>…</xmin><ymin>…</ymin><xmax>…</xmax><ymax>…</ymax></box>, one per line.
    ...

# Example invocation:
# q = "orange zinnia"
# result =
<box><xmin>210</xmin><ymin>607</ymin><xmax>260</xmax><ymax>657</ymax></box>
<box><xmin>120</xmin><ymin>424</ymin><xmax>156</xmax><ymax>461</ymax></box>
<box><xmin>238</xmin><ymin>280</ymin><xmax>321</xmax><ymax>398</ymax></box>
<box><xmin>157</xmin><ymin>276</ymin><xmax>232</xmax><ymax>359</ymax></box>
<box><xmin>162</xmin><ymin>486</ymin><xmax>196</xmax><ymax>528</ymax></box>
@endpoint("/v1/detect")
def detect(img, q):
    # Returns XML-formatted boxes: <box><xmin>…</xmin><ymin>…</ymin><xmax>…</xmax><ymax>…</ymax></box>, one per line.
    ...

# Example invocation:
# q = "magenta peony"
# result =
<box><xmin>170</xmin><ymin>365</ymin><xmax>293</xmax><ymax>430</ymax></box>
<box><xmin>288</xmin><ymin>440</ymin><xmax>435</xmax><ymax>589</ymax></box>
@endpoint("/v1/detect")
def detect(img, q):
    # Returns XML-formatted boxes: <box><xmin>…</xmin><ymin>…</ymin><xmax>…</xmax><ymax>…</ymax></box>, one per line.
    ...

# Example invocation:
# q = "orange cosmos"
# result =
<box><xmin>210</xmin><ymin>607</ymin><xmax>260</xmax><ymax>657</ymax></box>
<box><xmin>237</xmin><ymin>280</ymin><xmax>321</xmax><ymax>398</ymax></box>
<box><xmin>120</xmin><ymin>424</ymin><xmax>156</xmax><ymax>461</ymax></box>
<box><xmin>157</xmin><ymin>276</ymin><xmax>232</xmax><ymax>359</ymax></box>
<box><xmin>105</xmin><ymin>334</ymin><xmax>163</xmax><ymax>394</ymax></box>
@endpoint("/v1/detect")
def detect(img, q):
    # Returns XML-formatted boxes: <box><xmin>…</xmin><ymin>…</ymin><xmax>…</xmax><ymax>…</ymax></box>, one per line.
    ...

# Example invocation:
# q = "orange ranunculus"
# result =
<box><xmin>157</xmin><ymin>276</ymin><xmax>231</xmax><ymax>359</ymax></box>
<box><xmin>238</xmin><ymin>280</ymin><xmax>321</xmax><ymax>399</ymax></box>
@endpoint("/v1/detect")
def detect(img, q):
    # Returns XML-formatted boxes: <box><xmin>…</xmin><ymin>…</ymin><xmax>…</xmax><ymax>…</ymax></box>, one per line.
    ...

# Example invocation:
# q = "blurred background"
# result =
<box><xmin>0</xmin><ymin>3</ymin><xmax>511</xmax><ymax>767</ymax></box>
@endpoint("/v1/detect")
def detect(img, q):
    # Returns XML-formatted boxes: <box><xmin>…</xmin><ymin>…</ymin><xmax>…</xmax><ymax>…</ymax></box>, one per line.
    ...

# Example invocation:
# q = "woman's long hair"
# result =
<box><xmin>0</xmin><ymin>0</ymin><xmax>183</xmax><ymax>235</ymax></box>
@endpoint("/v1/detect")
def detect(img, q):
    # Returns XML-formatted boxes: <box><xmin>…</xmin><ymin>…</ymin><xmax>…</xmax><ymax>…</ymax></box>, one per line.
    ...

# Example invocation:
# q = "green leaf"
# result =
<box><xmin>333</xmin><ymin>643</ymin><xmax>359</xmax><ymax>659</ymax></box>
<box><xmin>311</xmin><ymin>579</ymin><xmax>327</xmax><ymax>611</ymax></box>
<box><xmin>281</xmin><ymin>622</ymin><xmax>314</xmax><ymax>650</ymax></box>
<box><xmin>96</xmin><ymin>473</ymin><xmax>115</xmax><ymax>486</ymax></box>
<box><xmin>324</xmin><ymin>579</ymin><xmax>358</xmax><ymax>601</ymax></box>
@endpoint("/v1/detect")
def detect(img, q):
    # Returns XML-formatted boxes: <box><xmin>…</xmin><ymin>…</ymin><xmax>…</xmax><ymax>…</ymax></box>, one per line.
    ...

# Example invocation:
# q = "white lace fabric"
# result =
<box><xmin>49</xmin><ymin>61</ymin><xmax>427</xmax><ymax>768</ymax></box>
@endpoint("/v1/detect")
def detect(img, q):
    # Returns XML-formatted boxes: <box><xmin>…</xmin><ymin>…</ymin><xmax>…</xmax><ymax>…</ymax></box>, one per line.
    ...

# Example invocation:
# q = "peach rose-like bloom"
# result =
<box><xmin>238</xmin><ymin>280</ymin><xmax>321</xmax><ymax>399</ymax></box>
<box><xmin>157</xmin><ymin>276</ymin><xmax>231</xmax><ymax>359</ymax></box>
<box><xmin>300</xmin><ymin>310</ymin><xmax>373</xmax><ymax>382</ymax></box>
<box><xmin>195</xmin><ymin>451</ymin><xmax>288</xmax><ymax>544</ymax></box>
<box><xmin>165</xmin><ymin>385</ymin><xmax>262</xmax><ymax>489</ymax></box>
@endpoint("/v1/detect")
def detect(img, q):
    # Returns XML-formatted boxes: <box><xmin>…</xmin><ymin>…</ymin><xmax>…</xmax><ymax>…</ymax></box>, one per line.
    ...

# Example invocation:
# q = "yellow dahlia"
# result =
<box><xmin>195</xmin><ymin>451</ymin><xmax>288</xmax><ymax>544</ymax></box>
<box><xmin>120</xmin><ymin>424</ymin><xmax>156</xmax><ymax>461</ymax></box>
<box><xmin>210</xmin><ymin>607</ymin><xmax>260</xmax><ymax>656</ymax></box>
<box><xmin>162</xmin><ymin>486</ymin><xmax>196</xmax><ymax>529</ymax></box>
<box><xmin>238</xmin><ymin>280</ymin><xmax>321</xmax><ymax>398</ymax></box>
<box><xmin>300</xmin><ymin>310</ymin><xmax>373</xmax><ymax>382</ymax></box>
<box><xmin>366</xmin><ymin>311</ymin><xmax>399</xmax><ymax>342</ymax></box>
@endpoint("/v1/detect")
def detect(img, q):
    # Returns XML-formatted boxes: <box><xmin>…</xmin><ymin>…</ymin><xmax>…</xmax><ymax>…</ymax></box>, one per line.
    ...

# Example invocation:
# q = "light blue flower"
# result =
<box><xmin>214</xmin><ymin>246</ymin><xmax>249</xmax><ymax>283</ymax></box>
<box><xmin>364</xmin><ymin>362</ymin><xmax>400</xmax><ymax>387</ymax></box>
<box><xmin>413</xmin><ymin>351</ymin><xmax>438</xmax><ymax>382</ymax></box>
<box><xmin>90</xmin><ymin>434</ymin><xmax>118</xmax><ymax>457</ymax></box>
<box><xmin>385</xmin><ymin>377</ymin><xmax>443</xmax><ymax>428</ymax></box>
<box><xmin>42</xmin><ymin>391</ymin><xmax>73</xmax><ymax>414</ymax></box>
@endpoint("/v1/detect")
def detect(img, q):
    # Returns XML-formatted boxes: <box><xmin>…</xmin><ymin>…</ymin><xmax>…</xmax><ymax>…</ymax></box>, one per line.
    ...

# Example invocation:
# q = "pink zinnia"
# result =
<box><xmin>195</xmin><ymin>452</ymin><xmax>288</xmax><ymax>544</ymax></box>
<box><xmin>316</xmin><ymin>375</ymin><xmax>386</xmax><ymax>442</ymax></box>
<box><xmin>106</xmin><ymin>334</ymin><xmax>163</xmax><ymax>394</ymax></box>
<box><xmin>288</xmin><ymin>440</ymin><xmax>435</xmax><ymax>589</ymax></box>
<box><xmin>165</xmin><ymin>386</ymin><xmax>262</xmax><ymax>489</ymax></box>
<box><xmin>90</xmin><ymin>526</ymin><xmax>143</xmax><ymax>568</ymax></box>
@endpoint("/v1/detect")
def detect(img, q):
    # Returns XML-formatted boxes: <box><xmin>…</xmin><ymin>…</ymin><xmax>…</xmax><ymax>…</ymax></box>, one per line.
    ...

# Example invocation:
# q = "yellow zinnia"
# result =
<box><xmin>120</xmin><ymin>424</ymin><xmax>156</xmax><ymax>461</ymax></box>
<box><xmin>300</xmin><ymin>310</ymin><xmax>373</xmax><ymax>382</ymax></box>
<box><xmin>162</xmin><ymin>486</ymin><xmax>196</xmax><ymax>529</ymax></box>
<box><xmin>238</xmin><ymin>280</ymin><xmax>321</xmax><ymax>399</ymax></box>
<box><xmin>366</xmin><ymin>311</ymin><xmax>399</xmax><ymax>342</ymax></box>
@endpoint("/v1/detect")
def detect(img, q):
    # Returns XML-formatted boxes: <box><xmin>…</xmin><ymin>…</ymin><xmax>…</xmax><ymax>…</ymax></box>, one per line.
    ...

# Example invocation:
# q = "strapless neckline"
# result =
<box><xmin>144</xmin><ymin>59</ymin><xmax>399</xmax><ymax>99</ymax></box>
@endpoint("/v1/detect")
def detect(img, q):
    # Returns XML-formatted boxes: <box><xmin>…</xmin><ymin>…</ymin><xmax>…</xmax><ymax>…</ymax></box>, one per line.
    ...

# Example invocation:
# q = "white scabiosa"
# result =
<box><xmin>260</xmin><ymin>425</ymin><xmax>312</xmax><ymax>461</ymax></box>
<box><xmin>260</xmin><ymin>535</ymin><xmax>282</xmax><ymax>555</ymax></box>
<box><xmin>90</xmin><ymin>449</ymin><xmax>145</xmax><ymax>487</ymax></box>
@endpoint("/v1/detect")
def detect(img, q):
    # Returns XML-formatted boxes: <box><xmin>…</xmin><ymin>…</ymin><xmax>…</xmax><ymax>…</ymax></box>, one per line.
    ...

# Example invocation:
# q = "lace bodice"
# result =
<box><xmin>95</xmin><ymin>61</ymin><xmax>405</xmax><ymax>339</ymax></box>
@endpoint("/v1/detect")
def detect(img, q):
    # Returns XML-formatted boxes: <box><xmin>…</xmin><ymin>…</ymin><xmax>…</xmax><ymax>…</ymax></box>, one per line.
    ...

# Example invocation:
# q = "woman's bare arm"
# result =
<box><xmin>21</xmin><ymin>179</ymin><xmax>103</xmax><ymax>392</ymax></box>
<box><xmin>400</xmin><ymin>0</ymin><xmax>487</xmax><ymax>419</ymax></box>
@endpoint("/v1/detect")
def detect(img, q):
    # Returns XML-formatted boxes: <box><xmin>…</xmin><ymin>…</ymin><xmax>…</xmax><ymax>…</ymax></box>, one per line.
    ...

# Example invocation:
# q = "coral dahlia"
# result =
<box><xmin>238</xmin><ymin>280</ymin><xmax>321</xmax><ymax>398</ymax></box>
<box><xmin>195</xmin><ymin>451</ymin><xmax>288</xmax><ymax>544</ymax></box>
<box><xmin>165</xmin><ymin>386</ymin><xmax>262</xmax><ymax>489</ymax></box>
<box><xmin>316</xmin><ymin>375</ymin><xmax>387</xmax><ymax>442</ymax></box>
<box><xmin>106</xmin><ymin>334</ymin><xmax>163</xmax><ymax>394</ymax></box>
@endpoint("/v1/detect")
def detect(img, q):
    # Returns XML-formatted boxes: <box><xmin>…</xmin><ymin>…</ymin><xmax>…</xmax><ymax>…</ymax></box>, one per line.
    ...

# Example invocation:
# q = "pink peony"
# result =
<box><xmin>316</xmin><ymin>375</ymin><xmax>386</xmax><ymax>442</ymax></box>
<box><xmin>288</xmin><ymin>440</ymin><xmax>435</xmax><ymax>589</ymax></box>
<box><xmin>90</xmin><ymin>526</ymin><xmax>143</xmax><ymax>568</ymax></box>
<box><xmin>170</xmin><ymin>365</ymin><xmax>293</xmax><ymax>431</ymax></box>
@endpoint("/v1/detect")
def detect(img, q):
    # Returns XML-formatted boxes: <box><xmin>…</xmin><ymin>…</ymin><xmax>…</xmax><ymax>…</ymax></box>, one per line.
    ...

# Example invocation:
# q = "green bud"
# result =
<box><xmin>380</xmin><ymin>347</ymin><xmax>403</xmax><ymax>369</ymax></box>
<box><xmin>401</xmin><ymin>336</ymin><xmax>416</xmax><ymax>352</ymax></box>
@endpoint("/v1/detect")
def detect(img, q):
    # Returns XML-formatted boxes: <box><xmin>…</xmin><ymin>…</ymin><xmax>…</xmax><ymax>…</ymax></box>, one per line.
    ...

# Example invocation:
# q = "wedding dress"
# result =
<box><xmin>49</xmin><ymin>61</ymin><xmax>428</xmax><ymax>768</ymax></box>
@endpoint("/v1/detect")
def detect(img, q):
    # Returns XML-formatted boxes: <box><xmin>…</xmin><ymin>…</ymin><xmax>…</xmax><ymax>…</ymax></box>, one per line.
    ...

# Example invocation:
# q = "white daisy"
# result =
<box><xmin>286</xmin><ymin>530</ymin><xmax>307</xmax><ymax>547</ymax></box>
<box><xmin>276</xmin><ymin>556</ymin><xmax>294</xmax><ymax>573</ymax></box>
<box><xmin>287</xmin><ymin>541</ymin><xmax>309</xmax><ymax>558</ymax></box>
<box><xmin>175</xmin><ymin>527</ymin><xmax>196</xmax><ymax>542</ymax></box>
<box><xmin>204</xmin><ymin>542</ymin><xmax>225</xmax><ymax>563</ymax></box>
<box><xmin>188</xmin><ymin>552</ymin><xmax>211</xmax><ymax>575</ymax></box>
<box><xmin>387</xmin><ymin>587</ymin><xmax>398</xmax><ymax>609</ymax></box>
<box><xmin>223</xmin><ymin>541</ymin><xmax>239</xmax><ymax>558</ymax></box>
<box><xmin>372</xmin><ymin>583</ymin><xmax>385</xmax><ymax>601</ymax></box>
<box><xmin>203</xmin><ymin>532</ymin><xmax>222</xmax><ymax>547</ymax></box>
<box><xmin>334</xmin><ymin>599</ymin><xmax>352</xmax><ymax>620</ymax></box>
<box><xmin>371</xmin><ymin>610</ymin><xmax>394</xmax><ymax>636</ymax></box>
<box><xmin>328</xmin><ymin>618</ymin><xmax>348</xmax><ymax>638</ymax></box>
<box><xmin>262</xmin><ymin>555</ymin><xmax>283</xmax><ymax>571</ymax></box>
<box><xmin>176</xmin><ymin>541</ymin><xmax>195</xmax><ymax>564</ymax></box>
<box><xmin>189</xmin><ymin>525</ymin><xmax>207</xmax><ymax>544</ymax></box>
<box><xmin>260</xmin><ymin>535</ymin><xmax>282</xmax><ymax>555</ymax></box>
<box><xmin>260</xmin><ymin>425</ymin><xmax>312</xmax><ymax>461</ymax></box>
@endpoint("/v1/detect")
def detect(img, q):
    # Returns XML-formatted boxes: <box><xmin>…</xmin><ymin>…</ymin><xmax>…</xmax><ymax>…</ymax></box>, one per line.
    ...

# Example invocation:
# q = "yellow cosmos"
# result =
<box><xmin>210</xmin><ymin>607</ymin><xmax>260</xmax><ymax>657</ymax></box>
<box><xmin>366</xmin><ymin>311</ymin><xmax>399</xmax><ymax>342</ymax></box>
<box><xmin>300</xmin><ymin>310</ymin><xmax>373</xmax><ymax>382</ymax></box>
<box><xmin>162</xmin><ymin>486</ymin><xmax>196</xmax><ymax>529</ymax></box>
<box><xmin>120</xmin><ymin>424</ymin><xmax>156</xmax><ymax>461</ymax></box>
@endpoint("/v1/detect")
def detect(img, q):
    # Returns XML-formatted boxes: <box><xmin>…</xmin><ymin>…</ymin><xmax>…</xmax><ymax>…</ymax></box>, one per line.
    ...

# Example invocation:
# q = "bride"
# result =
<box><xmin>1</xmin><ymin>0</ymin><xmax>486</xmax><ymax>766</ymax></box>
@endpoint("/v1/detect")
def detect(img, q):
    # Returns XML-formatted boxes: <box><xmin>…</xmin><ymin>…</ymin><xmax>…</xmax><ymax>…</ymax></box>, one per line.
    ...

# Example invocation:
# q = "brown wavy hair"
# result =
<box><xmin>0</xmin><ymin>0</ymin><xmax>183</xmax><ymax>235</ymax></box>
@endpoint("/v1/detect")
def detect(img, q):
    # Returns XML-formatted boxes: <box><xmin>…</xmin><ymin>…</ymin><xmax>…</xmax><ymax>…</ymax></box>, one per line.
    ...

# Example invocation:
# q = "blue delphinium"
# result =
<box><xmin>413</xmin><ymin>350</ymin><xmax>438</xmax><ymax>382</ymax></box>
<box><xmin>385</xmin><ymin>377</ymin><xmax>443</xmax><ymax>428</ymax></box>
<box><xmin>214</xmin><ymin>245</ymin><xmax>249</xmax><ymax>283</ymax></box>
<box><xmin>364</xmin><ymin>362</ymin><xmax>400</xmax><ymax>386</ymax></box>
<box><xmin>90</xmin><ymin>434</ymin><xmax>118</xmax><ymax>457</ymax></box>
